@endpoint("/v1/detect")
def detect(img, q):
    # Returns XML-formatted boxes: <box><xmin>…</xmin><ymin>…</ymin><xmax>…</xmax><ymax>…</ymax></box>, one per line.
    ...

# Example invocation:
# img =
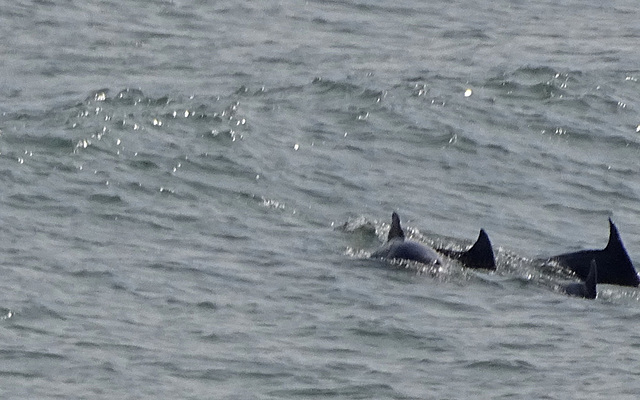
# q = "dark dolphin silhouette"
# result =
<box><xmin>436</xmin><ymin>228</ymin><xmax>496</xmax><ymax>270</ymax></box>
<box><xmin>371</xmin><ymin>212</ymin><xmax>496</xmax><ymax>270</ymax></box>
<box><xmin>562</xmin><ymin>259</ymin><xmax>597</xmax><ymax>299</ymax></box>
<box><xmin>548</xmin><ymin>219</ymin><xmax>639</xmax><ymax>287</ymax></box>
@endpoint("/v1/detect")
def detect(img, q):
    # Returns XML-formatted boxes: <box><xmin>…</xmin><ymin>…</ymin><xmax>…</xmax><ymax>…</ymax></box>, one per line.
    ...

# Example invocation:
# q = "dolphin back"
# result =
<box><xmin>370</xmin><ymin>212</ymin><xmax>440</xmax><ymax>265</ymax></box>
<box><xmin>551</xmin><ymin>219</ymin><xmax>639</xmax><ymax>287</ymax></box>
<box><xmin>386</xmin><ymin>240</ymin><xmax>441</xmax><ymax>265</ymax></box>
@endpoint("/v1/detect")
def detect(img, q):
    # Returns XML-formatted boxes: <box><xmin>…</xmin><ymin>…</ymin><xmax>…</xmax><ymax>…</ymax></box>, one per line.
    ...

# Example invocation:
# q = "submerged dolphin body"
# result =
<box><xmin>371</xmin><ymin>212</ymin><xmax>496</xmax><ymax>270</ymax></box>
<box><xmin>549</xmin><ymin>219</ymin><xmax>639</xmax><ymax>287</ymax></box>
<box><xmin>562</xmin><ymin>260</ymin><xmax>598</xmax><ymax>299</ymax></box>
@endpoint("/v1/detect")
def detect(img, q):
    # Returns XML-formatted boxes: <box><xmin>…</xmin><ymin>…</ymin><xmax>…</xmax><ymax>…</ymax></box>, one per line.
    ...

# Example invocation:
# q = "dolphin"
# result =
<box><xmin>371</xmin><ymin>212</ymin><xmax>496</xmax><ymax>270</ymax></box>
<box><xmin>548</xmin><ymin>218</ymin><xmax>639</xmax><ymax>287</ymax></box>
<box><xmin>562</xmin><ymin>259</ymin><xmax>597</xmax><ymax>299</ymax></box>
<box><xmin>436</xmin><ymin>228</ymin><xmax>496</xmax><ymax>270</ymax></box>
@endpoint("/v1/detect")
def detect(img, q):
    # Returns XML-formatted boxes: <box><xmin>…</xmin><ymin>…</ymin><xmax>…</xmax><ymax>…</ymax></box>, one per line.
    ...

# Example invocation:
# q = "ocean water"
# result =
<box><xmin>1</xmin><ymin>0</ymin><xmax>640</xmax><ymax>398</ymax></box>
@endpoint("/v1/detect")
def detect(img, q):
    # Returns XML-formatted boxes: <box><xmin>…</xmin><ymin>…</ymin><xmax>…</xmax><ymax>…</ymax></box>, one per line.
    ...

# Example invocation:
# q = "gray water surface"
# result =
<box><xmin>1</xmin><ymin>0</ymin><xmax>640</xmax><ymax>398</ymax></box>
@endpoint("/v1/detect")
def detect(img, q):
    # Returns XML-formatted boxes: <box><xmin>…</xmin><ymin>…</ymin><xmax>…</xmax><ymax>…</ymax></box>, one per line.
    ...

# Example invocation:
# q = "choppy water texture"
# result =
<box><xmin>1</xmin><ymin>0</ymin><xmax>640</xmax><ymax>398</ymax></box>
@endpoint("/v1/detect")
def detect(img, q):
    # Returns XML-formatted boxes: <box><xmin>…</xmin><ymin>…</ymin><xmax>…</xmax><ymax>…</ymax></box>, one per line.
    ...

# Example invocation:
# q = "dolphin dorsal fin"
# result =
<box><xmin>388</xmin><ymin>212</ymin><xmax>405</xmax><ymax>241</ymax></box>
<box><xmin>605</xmin><ymin>218</ymin><xmax>623</xmax><ymax>252</ymax></box>
<box><xmin>603</xmin><ymin>219</ymin><xmax>639</xmax><ymax>286</ymax></box>
<box><xmin>435</xmin><ymin>228</ymin><xmax>497</xmax><ymax>270</ymax></box>
<box><xmin>585</xmin><ymin>260</ymin><xmax>598</xmax><ymax>299</ymax></box>
<box><xmin>461</xmin><ymin>229</ymin><xmax>496</xmax><ymax>270</ymax></box>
